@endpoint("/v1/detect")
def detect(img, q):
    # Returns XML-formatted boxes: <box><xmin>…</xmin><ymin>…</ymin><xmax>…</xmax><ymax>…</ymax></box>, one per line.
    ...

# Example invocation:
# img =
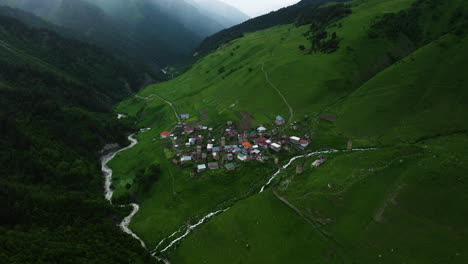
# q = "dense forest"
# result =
<box><xmin>369</xmin><ymin>0</ymin><xmax>468</xmax><ymax>45</ymax></box>
<box><xmin>0</xmin><ymin>12</ymin><xmax>153</xmax><ymax>263</ymax></box>
<box><xmin>0</xmin><ymin>0</ymin><xmax>197</xmax><ymax>65</ymax></box>
<box><xmin>0</xmin><ymin>0</ymin><xmax>248</xmax><ymax>66</ymax></box>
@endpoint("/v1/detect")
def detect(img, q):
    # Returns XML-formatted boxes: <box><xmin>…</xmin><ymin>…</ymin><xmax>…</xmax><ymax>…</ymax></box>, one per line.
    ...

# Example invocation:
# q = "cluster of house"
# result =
<box><xmin>159</xmin><ymin>115</ymin><xmax>311</xmax><ymax>174</ymax></box>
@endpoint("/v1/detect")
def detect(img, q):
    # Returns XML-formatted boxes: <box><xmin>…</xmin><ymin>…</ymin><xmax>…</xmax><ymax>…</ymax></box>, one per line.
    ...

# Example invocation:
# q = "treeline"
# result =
<box><xmin>195</xmin><ymin>0</ymin><xmax>350</xmax><ymax>56</ymax></box>
<box><xmin>0</xmin><ymin>13</ymin><xmax>153</xmax><ymax>263</ymax></box>
<box><xmin>298</xmin><ymin>3</ymin><xmax>351</xmax><ymax>53</ymax></box>
<box><xmin>369</xmin><ymin>0</ymin><xmax>468</xmax><ymax>46</ymax></box>
<box><xmin>0</xmin><ymin>12</ymin><xmax>146</xmax><ymax>104</ymax></box>
<box><xmin>0</xmin><ymin>180</ymin><xmax>153</xmax><ymax>263</ymax></box>
<box><xmin>116</xmin><ymin>164</ymin><xmax>161</xmax><ymax>205</ymax></box>
<box><xmin>0</xmin><ymin>1</ymin><xmax>202</xmax><ymax>66</ymax></box>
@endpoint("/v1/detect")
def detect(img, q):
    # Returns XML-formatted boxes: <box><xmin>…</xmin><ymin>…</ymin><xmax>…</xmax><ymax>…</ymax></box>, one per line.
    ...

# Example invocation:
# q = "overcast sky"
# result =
<box><xmin>219</xmin><ymin>0</ymin><xmax>301</xmax><ymax>17</ymax></box>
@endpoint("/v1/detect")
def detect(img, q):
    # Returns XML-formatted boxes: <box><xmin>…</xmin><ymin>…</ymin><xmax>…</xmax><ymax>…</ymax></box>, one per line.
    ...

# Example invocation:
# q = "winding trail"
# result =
<box><xmin>109</xmin><ymin>90</ymin><xmax>376</xmax><ymax>260</ymax></box>
<box><xmin>0</xmin><ymin>40</ymin><xmax>16</xmax><ymax>53</ymax></box>
<box><xmin>261</xmin><ymin>61</ymin><xmax>294</xmax><ymax>124</ymax></box>
<box><xmin>136</xmin><ymin>93</ymin><xmax>234</xmax><ymax>256</ymax></box>
<box><xmin>151</xmin><ymin>147</ymin><xmax>377</xmax><ymax>255</ymax></box>
<box><xmin>272</xmin><ymin>188</ymin><xmax>315</xmax><ymax>227</ymax></box>
<box><xmin>137</xmin><ymin>94</ymin><xmax>181</xmax><ymax>124</ymax></box>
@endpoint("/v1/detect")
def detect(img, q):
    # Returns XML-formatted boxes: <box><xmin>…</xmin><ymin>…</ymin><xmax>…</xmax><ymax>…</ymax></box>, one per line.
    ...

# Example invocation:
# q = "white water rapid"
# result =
<box><xmin>100</xmin><ymin>129</ymin><xmax>154</xmax><ymax>251</ymax></box>
<box><xmin>152</xmin><ymin>208</ymin><xmax>229</xmax><ymax>255</ymax></box>
<box><xmin>260</xmin><ymin>148</ymin><xmax>377</xmax><ymax>193</ymax></box>
<box><xmin>101</xmin><ymin>126</ymin><xmax>375</xmax><ymax>262</ymax></box>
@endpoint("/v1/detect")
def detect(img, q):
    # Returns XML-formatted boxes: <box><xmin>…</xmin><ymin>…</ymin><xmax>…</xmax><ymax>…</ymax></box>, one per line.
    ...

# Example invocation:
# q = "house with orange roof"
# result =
<box><xmin>242</xmin><ymin>142</ymin><xmax>252</xmax><ymax>148</ymax></box>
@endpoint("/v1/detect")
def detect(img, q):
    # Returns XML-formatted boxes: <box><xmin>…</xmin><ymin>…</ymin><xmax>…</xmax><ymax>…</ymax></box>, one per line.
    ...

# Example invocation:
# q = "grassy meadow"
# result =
<box><xmin>172</xmin><ymin>135</ymin><xmax>468</xmax><ymax>263</ymax></box>
<box><xmin>111</xmin><ymin>0</ymin><xmax>468</xmax><ymax>262</ymax></box>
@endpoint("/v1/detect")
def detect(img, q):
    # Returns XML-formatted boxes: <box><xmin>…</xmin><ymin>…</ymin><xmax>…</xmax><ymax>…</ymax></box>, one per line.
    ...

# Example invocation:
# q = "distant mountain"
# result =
<box><xmin>0</xmin><ymin>6</ymin><xmax>150</xmax><ymax>109</ymax></box>
<box><xmin>196</xmin><ymin>0</ymin><xmax>343</xmax><ymax>56</ymax></box>
<box><xmin>0</xmin><ymin>0</ymin><xmax>249</xmax><ymax>65</ymax></box>
<box><xmin>187</xmin><ymin>0</ymin><xmax>250</xmax><ymax>29</ymax></box>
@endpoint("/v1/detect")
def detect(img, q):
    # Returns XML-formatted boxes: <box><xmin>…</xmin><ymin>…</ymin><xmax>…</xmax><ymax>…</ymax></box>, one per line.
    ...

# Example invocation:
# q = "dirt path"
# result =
<box><xmin>261</xmin><ymin>62</ymin><xmax>294</xmax><ymax>124</ymax></box>
<box><xmin>272</xmin><ymin>188</ymin><xmax>315</xmax><ymax>227</ymax></box>
<box><xmin>0</xmin><ymin>40</ymin><xmax>16</xmax><ymax>53</ymax></box>
<box><xmin>272</xmin><ymin>188</ymin><xmax>347</xmax><ymax>262</ymax></box>
<box><xmin>136</xmin><ymin>94</ymin><xmax>181</xmax><ymax>124</ymax></box>
<box><xmin>168</xmin><ymin>166</ymin><xmax>177</xmax><ymax>196</ymax></box>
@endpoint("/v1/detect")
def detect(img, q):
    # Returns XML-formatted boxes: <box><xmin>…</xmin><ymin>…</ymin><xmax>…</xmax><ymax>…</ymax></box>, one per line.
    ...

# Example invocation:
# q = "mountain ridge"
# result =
<box><xmin>0</xmin><ymin>0</ymin><xmax>249</xmax><ymax>65</ymax></box>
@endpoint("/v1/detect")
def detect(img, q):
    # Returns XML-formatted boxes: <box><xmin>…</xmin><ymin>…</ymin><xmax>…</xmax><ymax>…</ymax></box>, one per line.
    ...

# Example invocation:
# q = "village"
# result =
<box><xmin>159</xmin><ymin>114</ymin><xmax>327</xmax><ymax>175</ymax></box>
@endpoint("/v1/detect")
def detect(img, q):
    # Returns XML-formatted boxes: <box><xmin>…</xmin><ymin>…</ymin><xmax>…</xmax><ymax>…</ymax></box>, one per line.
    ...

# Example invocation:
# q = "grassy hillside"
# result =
<box><xmin>119</xmin><ymin>0</ymin><xmax>467</xmax><ymax>144</ymax></box>
<box><xmin>195</xmin><ymin>0</ymin><xmax>347</xmax><ymax>56</ymax></box>
<box><xmin>173</xmin><ymin>135</ymin><xmax>468</xmax><ymax>263</ymax></box>
<box><xmin>112</xmin><ymin>0</ymin><xmax>468</xmax><ymax>262</ymax></box>
<box><xmin>334</xmin><ymin>33</ymin><xmax>468</xmax><ymax>144</ymax></box>
<box><xmin>119</xmin><ymin>0</ymin><xmax>420</xmax><ymax>142</ymax></box>
<box><xmin>172</xmin><ymin>191</ymin><xmax>344</xmax><ymax>264</ymax></box>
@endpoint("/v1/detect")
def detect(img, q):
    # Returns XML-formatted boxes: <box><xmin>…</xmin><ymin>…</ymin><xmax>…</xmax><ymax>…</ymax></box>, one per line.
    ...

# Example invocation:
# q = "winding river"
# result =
<box><xmin>100</xmin><ymin>131</ymin><xmax>149</xmax><ymax>250</ymax></box>
<box><xmin>101</xmin><ymin>126</ymin><xmax>376</xmax><ymax>259</ymax></box>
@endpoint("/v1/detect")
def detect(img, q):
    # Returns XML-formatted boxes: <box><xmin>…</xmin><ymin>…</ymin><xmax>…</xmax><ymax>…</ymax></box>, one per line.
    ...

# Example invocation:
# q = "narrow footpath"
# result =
<box><xmin>114</xmin><ymin>90</ymin><xmax>376</xmax><ymax>261</ymax></box>
<box><xmin>261</xmin><ymin>62</ymin><xmax>294</xmax><ymax>124</ymax></box>
<box><xmin>136</xmin><ymin>94</ymin><xmax>181</xmax><ymax>124</ymax></box>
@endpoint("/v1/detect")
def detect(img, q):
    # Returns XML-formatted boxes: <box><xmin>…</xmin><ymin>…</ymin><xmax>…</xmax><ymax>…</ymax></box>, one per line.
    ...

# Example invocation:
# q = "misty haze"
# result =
<box><xmin>0</xmin><ymin>0</ymin><xmax>467</xmax><ymax>263</ymax></box>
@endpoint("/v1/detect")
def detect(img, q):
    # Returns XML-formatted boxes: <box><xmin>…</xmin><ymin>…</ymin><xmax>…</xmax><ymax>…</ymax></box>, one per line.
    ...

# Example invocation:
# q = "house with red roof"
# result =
<box><xmin>253</xmin><ymin>137</ymin><xmax>267</xmax><ymax>144</ymax></box>
<box><xmin>160</xmin><ymin>131</ymin><xmax>170</xmax><ymax>139</ymax></box>
<box><xmin>299</xmin><ymin>139</ymin><xmax>310</xmax><ymax>149</ymax></box>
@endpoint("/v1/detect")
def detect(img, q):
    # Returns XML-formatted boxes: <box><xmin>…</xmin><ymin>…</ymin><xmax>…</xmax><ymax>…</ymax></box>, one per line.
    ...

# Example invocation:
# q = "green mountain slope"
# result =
<box><xmin>195</xmin><ymin>0</ymin><xmax>348</xmax><ymax>56</ymax></box>
<box><xmin>112</xmin><ymin>0</ymin><xmax>468</xmax><ymax>263</ymax></box>
<box><xmin>335</xmin><ymin>34</ymin><xmax>468</xmax><ymax>144</ymax></box>
<box><xmin>0</xmin><ymin>12</ymin><xmax>148</xmax><ymax>106</ymax></box>
<box><xmin>0</xmin><ymin>13</ymin><xmax>153</xmax><ymax>263</ymax></box>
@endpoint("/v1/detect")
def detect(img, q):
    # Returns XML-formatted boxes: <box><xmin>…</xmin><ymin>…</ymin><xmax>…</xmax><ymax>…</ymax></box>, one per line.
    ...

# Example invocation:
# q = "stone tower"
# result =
<box><xmin>221</xmin><ymin>137</ymin><xmax>226</xmax><ymax>146</ymax></box>
<box><xmin>197</xmin><ymin>145</ymin><xmax>202</xmax><ymax>156</ymax></box>
<box><xmin>347</xmin><ymin>139</ymin><xmax>353</xmax><ymax>151</ymax></box>
<box><xmin>296</xmin><ymin>163</ymin><xmax>304</xmax><ymax>175</ymax></box>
